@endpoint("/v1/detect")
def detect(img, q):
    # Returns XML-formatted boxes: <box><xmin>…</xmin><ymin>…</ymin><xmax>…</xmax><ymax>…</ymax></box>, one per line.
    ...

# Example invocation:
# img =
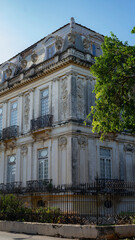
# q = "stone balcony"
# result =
<box><xmin>31</xmin><ymin>114</ymin><xmax>53</xmax><ymax>132</ymax></box>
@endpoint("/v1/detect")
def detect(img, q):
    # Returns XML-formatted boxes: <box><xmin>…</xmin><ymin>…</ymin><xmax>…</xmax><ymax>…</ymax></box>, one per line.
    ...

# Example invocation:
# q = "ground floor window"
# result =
<box><xmin>100</xmin><ymin>147</ymin><xmax>112</xmax><ymax>179</ymax></box>
<box><xmin>7</xmin><ymin>155</ymin><xmax>16</xmax><ymax>183</ymax></box>
<box><xmin>38</xmin><ymin>148</ymin><xmax>48</xmax><ymax>180</ymax></box>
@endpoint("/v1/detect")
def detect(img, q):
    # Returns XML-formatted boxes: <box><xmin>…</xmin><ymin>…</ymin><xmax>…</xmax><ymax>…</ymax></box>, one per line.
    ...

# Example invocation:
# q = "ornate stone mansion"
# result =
<box><xmin>0</xmin><ymin>18</ymin><xmax>134</xmax><ymax>202</ymax></box>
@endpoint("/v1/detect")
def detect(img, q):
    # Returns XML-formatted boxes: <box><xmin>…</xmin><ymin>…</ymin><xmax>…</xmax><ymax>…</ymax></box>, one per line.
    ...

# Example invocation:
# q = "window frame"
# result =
<box><xmin>38</xmin><ymin>148</ymin><xmax>48</xmax><ymax>181</ymax></box>
<box><xmin>100</xmin><ymin>147</ymin><xmax>112</xmax><ymax>179</ymax></box>
<box><xmin>10</xmin><ymin>100</ymin><xmax>18</xmax><ymax>126</ymax></box>
<box><xmin>40</xmin><ymin>88</ymin><xmax>49</xmax><ymax>117</ymax></box>
<box><xmin>7</xmin><ymin>155</ymin><xmax>16</xmax><ymax>183</ymax></box>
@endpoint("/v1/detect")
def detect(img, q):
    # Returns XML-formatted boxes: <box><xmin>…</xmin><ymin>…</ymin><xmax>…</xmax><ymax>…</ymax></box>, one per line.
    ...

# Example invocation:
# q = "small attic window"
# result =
<box><xmin>92</xmin><ymin>44</ymin><xmax>96</xmax><ymax>56</ymax></box>
<box><xmin>47</xmin><ymin>44</ymin><xmax>55</xmax><ymax>59</ymax></box>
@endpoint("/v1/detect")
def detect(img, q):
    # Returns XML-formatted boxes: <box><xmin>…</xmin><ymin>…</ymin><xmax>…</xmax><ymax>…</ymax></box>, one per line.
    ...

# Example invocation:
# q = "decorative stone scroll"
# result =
<box><xmin>21</xmin><ymin>145</ymin><xmax>28</xmax><ymax>156</ymax></box>
<box><xmin>78</xmin><ymin>136</ymin><xmax>87</xmax><ymax>148</ymax></box>
<box><xmin>59</xmin><ymin>136</ymin><xmax>67</xmax><ymax>150</ymax></box>
<box><xmin>124</xmin><ymin>144</ymin><xmax>134</xmax><ymax>152</ymax></box>
<box><xmin>68</xmin><ymin>31</ymin><xmax>76</xmax><ymax>44</ymax></box>
<box><xmin>6</xmin><ymin>66</ymin><xmax>12</xmax><ymax>78</ymax></box>
<box><xmin>83</xmin><ymin>35</ymin><xmax>91</xmax><ymax>49</ymax></box>
<box><xmin>31</xmin><ymin>52</ymin><xmax>38</xmax><ymax>63</ymax></box>
<box><xmin>55</xmin><ymin>36</ymin><xmax>63</xmax><ymax>51</ymax></box>
<box><xmin>21</xmin><ymin>59</ymin><xmax>27</xmax><ymax>69</ymax></box>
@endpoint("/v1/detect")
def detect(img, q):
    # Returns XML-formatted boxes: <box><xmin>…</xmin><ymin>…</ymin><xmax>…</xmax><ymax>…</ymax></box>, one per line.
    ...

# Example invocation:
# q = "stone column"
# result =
<box><xmin>21</xmin><ymin>145</ymin><xmax>28</xmax><ymax>186</ymax></box>
<box><xmin>69</xmin><ymin>71</ymin><xmax>77</xmax><ymax>120</ymax></box>
<box><xmin>29</xmin><ymin>88</ymin><xmax>34</xmax><ymax>124</ymax></box>
<box><xmin>0</xmin><ymin>148</ymin><xmax>5</xmax><ymax>183</ymax></box>
<box><xmin>27</xmin><ymin>144</ymin><xmax>33</xmax><ymax>181</ymax></box>
<box><xmin>18</xmin><ymin>93</ymin><xmax>23</xmax><ymax>135</ymax></box>
<box><xmin>58</xmin><ymin>136</ymin><xmax>67</xmax><ymax>185</ymax></box>
<box><xmin>52</xmin><ymin>138</ymin><xmax>59</xmax><ymax>185</ymax></box>
<box><xmin>67</xmin><ymin>136</ymin><xmax>72</xmax><ymax>184</ymax></box>
<box><xmin>78</xmin><ymin>136</ymin><xmax>88</xmax><ymax>183</ymax></box>
<box><xmin>3</xmin><ymin>100</ymin><xmax>8</xmax><ymax>128</ymax></box>
<box><xmin>32</xmin><ymin>142</ymin><xmax>37</xmax><ymax>180</ymax></box>
<box><xmin>52</xmin><ymin>77</ymin><xmax>59</xmax><ymax>123</ymax></box>
<box><xmin>16</xmin><ymin>147</ymin><xmax>21</xmax><ymax>182</ymax></box>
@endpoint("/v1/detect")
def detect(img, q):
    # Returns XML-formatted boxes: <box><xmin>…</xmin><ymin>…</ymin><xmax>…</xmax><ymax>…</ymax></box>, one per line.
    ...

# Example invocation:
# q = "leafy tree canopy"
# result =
<box><xmin>88</xmin><ymin>29</ymin><xmax>135</xmax><ymax>140</ymax></box>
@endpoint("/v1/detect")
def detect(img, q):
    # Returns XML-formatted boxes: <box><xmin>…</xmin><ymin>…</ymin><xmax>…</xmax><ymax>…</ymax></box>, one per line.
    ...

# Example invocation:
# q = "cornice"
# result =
<box><xmin>0</xmin><ymin>55</ymin><xmax>92</xmax><ymax>97</ymax></box>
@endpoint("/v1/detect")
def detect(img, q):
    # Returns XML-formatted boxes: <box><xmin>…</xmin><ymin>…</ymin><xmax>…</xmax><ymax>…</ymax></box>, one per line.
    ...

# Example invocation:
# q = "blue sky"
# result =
<box><xmin>0</xmin><ymin>0</ymin><xmax>134</xmax><ymax>64</ymax></box>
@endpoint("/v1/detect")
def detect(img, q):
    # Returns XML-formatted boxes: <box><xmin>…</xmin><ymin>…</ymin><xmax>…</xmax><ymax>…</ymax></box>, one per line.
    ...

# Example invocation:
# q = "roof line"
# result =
<box><xmin>0</xmin><ymin>21</ymin><xmax>104</xmax><ymax>66</ymax></box>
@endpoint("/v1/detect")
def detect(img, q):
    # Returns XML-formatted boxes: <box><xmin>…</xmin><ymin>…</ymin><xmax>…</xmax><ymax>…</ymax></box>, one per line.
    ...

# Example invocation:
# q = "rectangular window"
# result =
<box><xmin>38</xmin><ymin>149</ymin><xmax>48</xmax><ymax>180</ymax></box>
<box><xmin>40</xmin><ymin>89</ymin><xmax>49</xmax><ymax>116</ymax></box>
<box><xmin>10</xmin><ymin>101</ymin><xmax>18</xmax><ymax>126</ymax></box>
<box><xmin>92</xmin><ymin>44</ymin><xmax>96</xmax><ymax>56</ymax></box>
<box><xmin>47</xmin><ymin>44</ymin><xmax>55</xmax><ymax>59</ymax></box>
<box><xmin>7</xmin><ymin>155</ymin><xmax>16</xmax><ymax>183</ymax></box>
<box><xmin>100</xmin><ymin>147</ymin><xmax>112</xmax><ymax>179</ymax></box>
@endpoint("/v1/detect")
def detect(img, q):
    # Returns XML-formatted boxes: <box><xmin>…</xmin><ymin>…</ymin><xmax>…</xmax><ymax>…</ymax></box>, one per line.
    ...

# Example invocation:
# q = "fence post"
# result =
<box><xmin>96</xmin><ymin>178</ymin><xmax>99</xmax><ymax>225</ymax></box>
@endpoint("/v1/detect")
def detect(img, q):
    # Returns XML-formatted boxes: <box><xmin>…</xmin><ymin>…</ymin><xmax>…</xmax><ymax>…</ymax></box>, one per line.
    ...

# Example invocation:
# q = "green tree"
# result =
<box><xmin>88</xmin><ymin>29</ymin><xmax>135</xmax><ymax>139</ymax></box>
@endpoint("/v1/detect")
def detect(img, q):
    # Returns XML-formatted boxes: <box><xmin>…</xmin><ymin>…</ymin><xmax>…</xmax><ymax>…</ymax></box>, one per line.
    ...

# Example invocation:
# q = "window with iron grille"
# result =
<box><xmin>38</xmin><ymin>149</ymin><xmax>48</xmax><ymax>180</ymax></box>
<box><xmin>10</xmin><ymin>101</ymin><xmax>18</xmax><ymax>126</ymax></box>
<box><xmin>40</xmin><ymin>89</ymin><xmax>49</xmax><ymax>116</ymax></box>
<box><xmin>100</xmin><ymin>147</ymin><xmax>112</xmax><ymax>179</ymax></box>
<box><xmin>7</xmin><ymin>155</ymin><xmax>16</xmax><ymax>183</ymax></box>
<box><xmin>47</xmin><ymin>44</ymin><xmax>55</xmax><ymax>59</ymax></box>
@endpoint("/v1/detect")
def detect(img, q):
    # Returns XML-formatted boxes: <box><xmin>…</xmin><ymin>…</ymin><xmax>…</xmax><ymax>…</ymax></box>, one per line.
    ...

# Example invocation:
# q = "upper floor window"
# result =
<box><xmin>47</xmin><ymin>44</ymin><xmax>55</xmax><ymax>59</ymax></box>
<box><xmin>10</xmin><ymin>101</ymin><xmax>18</xmax><ymax>126</ymax></box>
<box><xmin>40</xmin><ymin>89</ymin><xmax>49</xmax><ymax>116</ymax></box>
<box><xmin>100</xmin><ymin>147</ymin><xmax>112</xmax><ymax>179</ymax></box>
<box><xmin>92</xmin><ymin>44</ymin><xmax>96</xmax><ymax>56</ymax></box>
<box><xmin>7</xmin><ymin>155</ymin><xmax>16</xmax><ymax>183</ymax></box>
<box><xmin>38</xmin><ymin>149</ymin><xmax>48</xmax><ymax>180</ymax></box>
<box><xmin>0</xmin><ymin>107</ymin><xmax>3</xmax><ymax>131</ymax></box>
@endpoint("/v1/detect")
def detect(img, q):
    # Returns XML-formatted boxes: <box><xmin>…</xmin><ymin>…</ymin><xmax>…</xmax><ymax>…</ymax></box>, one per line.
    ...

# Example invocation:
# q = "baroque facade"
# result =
<box><xmin>0</xmin><ymin>18</ymin><xmax>135</xmax><ymax>201</ymax></box>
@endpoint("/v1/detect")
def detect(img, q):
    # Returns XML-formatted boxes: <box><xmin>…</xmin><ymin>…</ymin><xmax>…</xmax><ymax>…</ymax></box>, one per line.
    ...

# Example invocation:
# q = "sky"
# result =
<box><xmin>0</xmin><ymin>0</ymin><xmax>134</xmax><ymax>64</ymax></box>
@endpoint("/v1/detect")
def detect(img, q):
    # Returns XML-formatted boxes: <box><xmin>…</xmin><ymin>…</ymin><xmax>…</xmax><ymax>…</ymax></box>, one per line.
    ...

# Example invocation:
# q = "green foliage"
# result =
<box><xmin>88</xmin><ymin>31</ymin><xmax>135</xmax><ymax>139</ymax></box>
<box><xmin>0</xmin><ymin>194</ymin><xmax>26</xmax><ymax>221</ymax></box>
<box><xmin>131</xmin><ymin>27</ymin><xmax>135</xmax><ymax>34</ymax></box>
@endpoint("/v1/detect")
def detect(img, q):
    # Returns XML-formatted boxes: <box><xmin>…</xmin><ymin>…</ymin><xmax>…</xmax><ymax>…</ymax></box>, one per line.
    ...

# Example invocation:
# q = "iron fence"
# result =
<box><xmin>1</xmin><ymin>179</ymin><xmax>135</xmax><ymax>224</ymax></box>
<box><xmin>31</xmin><ymin>114</ymin><xmax>53</xmax><ymax>131</ymax></box>
<box><xmin>2</xmin><ymin>125</ymin><xmax>19</xmax><ymax>140</ymax></box>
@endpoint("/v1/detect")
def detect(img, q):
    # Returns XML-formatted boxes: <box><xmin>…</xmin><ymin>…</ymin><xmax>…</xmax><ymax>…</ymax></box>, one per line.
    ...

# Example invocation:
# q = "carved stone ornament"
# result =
<box><xmin>21</xmin><ymin>145</ymin><xmax>28</xmax><ymax>156</ymax></box>
<box><xmin>59</xmin><ymin>136</ymin><xmax>67</xmax><ymax>148</ymax></box>
<box><xmin>4</xmin><ymin>140</ymin><xmax>16</xmax><ymax>151</ymax></box>
<box><xmin>70</xmin><ymin>17</ymin><xmax>75</xmax><ymax>29</ymax></box>
<box><xmin>55</xmin><ymin>36</ymin><xmax>63</xmax><ymax>51</ymax></box>
<box><xmin>68</xmin><ymin>31</ymin><xmax>76</xmax><ymax>44</ymax></box>
<box><xmin>61</xmin><ymin>78</ymin><xmax>68</xmax><ymax>116</ymax></box>
<box><xmin>78</xmin><ymin>136</ymin><xmax>87</xmax><ymax>147</ymax></box>
<box><xmin>21</xmin><ymin>59</ymin><xmax>27</xmax><ymax>69</ymax></box>
<box><xmin>6</xmin><ymin>66</ymin><xmax>12</xmax><ymax>78</ymax></box>
<box><xmin>24</xmin><ymin>93</ymin><xmax>30</xmax><ymax>128</ymax></box>
<box><xmin>83</xmin><ymin>35</ymin><xmax>91</xmax><ymax>49</ymax></box>
<box><xmin>77</xmin><ymin>78</ymin><xmax>84</xmax><ymax>113</ymax></box>
<box><xmin>124</xmin><ymin>144</ymin><xmax>134</xmax><ymax>152</ymax></box>
<box><xmin>31</xmin><ymin>52</ymin><xmax>38</xmax><ymax>63</ymax></box>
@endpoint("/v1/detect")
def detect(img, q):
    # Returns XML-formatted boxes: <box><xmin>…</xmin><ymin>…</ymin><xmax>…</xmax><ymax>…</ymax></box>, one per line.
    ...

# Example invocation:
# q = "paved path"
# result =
<box><xmin>0</xmin><ymin>231</ymin><xmax>75</xmax><ymax>240</ymax></box>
